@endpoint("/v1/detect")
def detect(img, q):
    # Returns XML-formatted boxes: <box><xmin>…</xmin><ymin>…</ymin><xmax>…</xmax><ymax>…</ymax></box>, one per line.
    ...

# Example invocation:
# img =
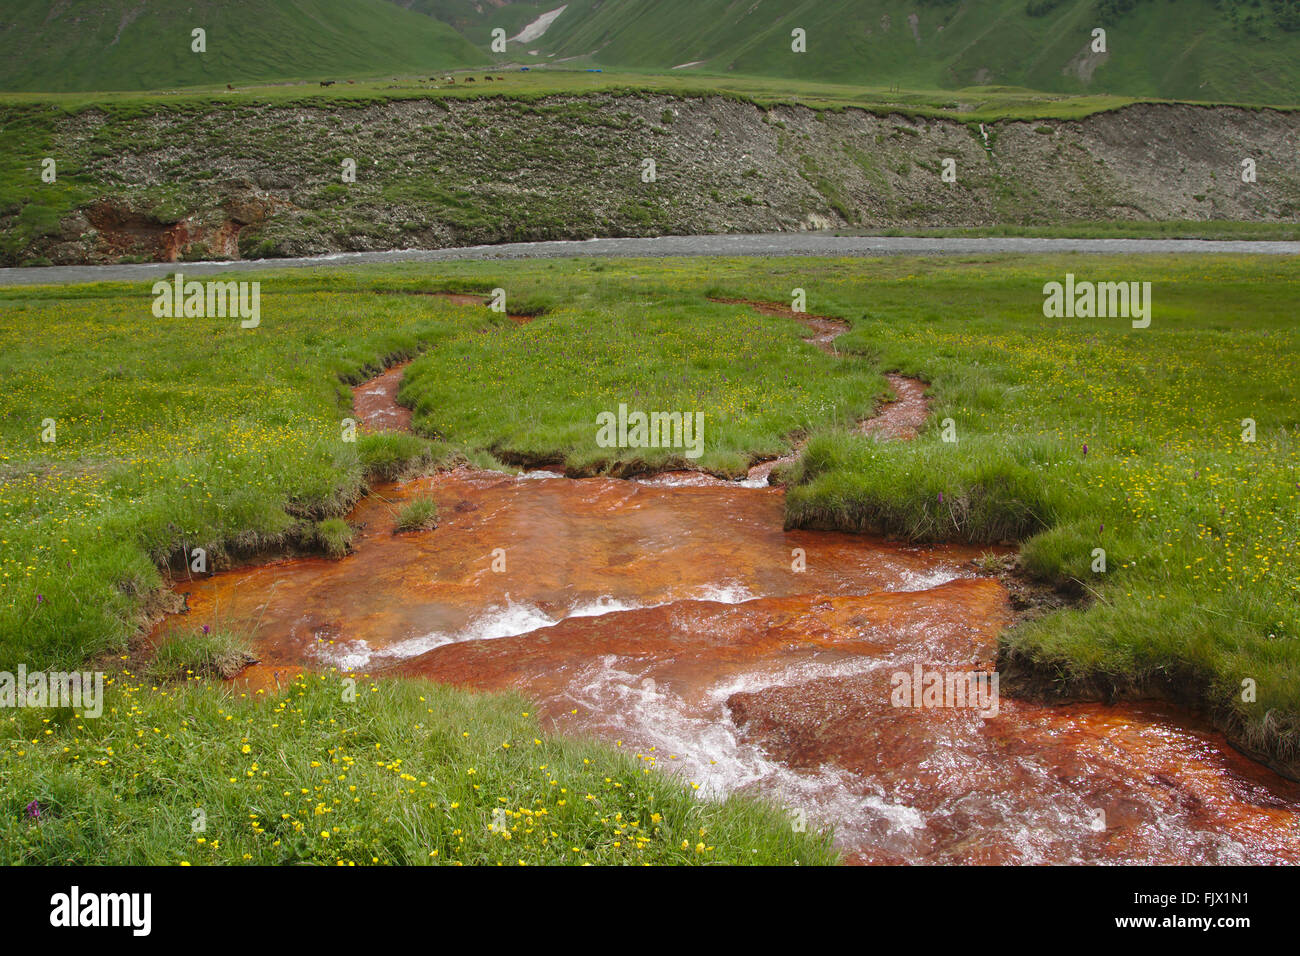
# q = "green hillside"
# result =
<box><xmin>414</xmin><ymin>0</ymin><xmax>1300</xmax><ymax>104</ymax></box>
<box><xmin>0</xmin><ymin>0</ymin><xmax>484</xmax><ymax>92</ymax></box>
<box><xmin>5</xmin><ymin>0</ymin><xmax>1300</xmax><ymax>102</ymax></box>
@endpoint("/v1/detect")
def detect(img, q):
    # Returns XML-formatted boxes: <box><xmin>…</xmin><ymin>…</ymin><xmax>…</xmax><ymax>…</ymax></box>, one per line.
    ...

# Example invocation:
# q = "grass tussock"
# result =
<box><xmin>393</xmin><ymin>497</ymin><xmax>438</xmax><ymax>534</ymax></box>
<box><xmin>313</xmin><ymin>517</ymin><xmax>353</xmax><ymax>558</ymax></box>
<box><xmin>785</xmin><ymin>431</ymin><xmax>1057</xmax><ymax>543</ymax></box>
<box><xmin>147</xmin><ymin>628</ymin><xmax>256</xmax><ymax>683</ymax></box>
<box><xmin>357</xmin><ymin>432</ymin><xmax>450</xmax><ymax>482</ymax></box>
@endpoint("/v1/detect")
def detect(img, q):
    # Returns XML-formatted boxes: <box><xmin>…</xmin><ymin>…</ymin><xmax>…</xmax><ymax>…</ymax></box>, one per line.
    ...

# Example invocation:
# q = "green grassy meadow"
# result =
<box><xmin>776</xmin><ymin>256</ymin><xmax>1300</xmax><ymax>762</ymax></box>
<box><xmin>1</xmin><ymin>253</ymin><xmax>1297</xmax><ymax>861</ymax></box>
<box><xmin>0</xmin><ymin>69</ymin><xmax>1152</xmax><ymax>119</ymax></box>
<box><xmin>1</xmin><ymin>670</ymin><xmax>833</xmax><ymax>865</ymax></box>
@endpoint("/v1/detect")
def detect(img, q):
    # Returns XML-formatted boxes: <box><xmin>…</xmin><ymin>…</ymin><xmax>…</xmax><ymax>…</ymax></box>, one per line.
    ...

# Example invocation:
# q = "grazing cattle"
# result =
<box><xmin>485</xmin><ymin>76</ymin><xmax>493</xmax><ymax>81</ymax></box>
<box><xmin>320</xmin><ymin>80</ymin><xmax>335</xmax><ymax>87</ymax></box>
<box><xmin>465</xmin><ymin>76</ymin><xmax>475</xmax><ymax>82</ymax></box>
<box><xmin>226</xmin><ymin>84</ymin><xmax>233</xmax><ymax>90</ymax></box>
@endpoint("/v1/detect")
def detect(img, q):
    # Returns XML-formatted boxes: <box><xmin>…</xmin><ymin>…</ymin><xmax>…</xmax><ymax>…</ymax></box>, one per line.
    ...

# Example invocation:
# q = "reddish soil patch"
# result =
<box><xmin>83</xmin><ymin>201</ymin><xmax>199</xmax><ymax>263</ymax></box>
<box><xmin>82</xmin><ymin>194</ymin><xmax>283</xmax><ymax>263</ymax></box>
<box><xmin>434</xmin><ymin>291</ymin><xmax>493</xmax><ymax>308</ymax></box>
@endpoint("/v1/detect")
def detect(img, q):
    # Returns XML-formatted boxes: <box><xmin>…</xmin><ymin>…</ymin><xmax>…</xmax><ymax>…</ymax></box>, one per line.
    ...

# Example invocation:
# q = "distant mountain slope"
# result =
<box><xmin>406</xmin><ymin>0</ymin><xmax>1300</xmax><ymax>104</ymax></box>
<box><xmin>7</xmin><ymin>0</ymin><xmax>1300</xmax><ymax>101</ymax></box>
<box><xmin>0</xmin><ymin>0</ymin><xmax>484</xmax><ymax>92</ymax></box>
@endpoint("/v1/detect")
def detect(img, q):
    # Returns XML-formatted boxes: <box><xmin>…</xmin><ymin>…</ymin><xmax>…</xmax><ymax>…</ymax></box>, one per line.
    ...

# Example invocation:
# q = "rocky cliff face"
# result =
<box><xmin>14</xmin><ymin>94</ymin><xmax>1300</xmax><ymax>265</ymax></box>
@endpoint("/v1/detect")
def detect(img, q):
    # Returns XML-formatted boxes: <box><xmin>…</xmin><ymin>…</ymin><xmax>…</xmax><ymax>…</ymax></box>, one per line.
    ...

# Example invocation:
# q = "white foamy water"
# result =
<box><xmin>369</xmin><ymin>598</ymin><xmax>558</xmax><ymax>661</ymax></box>
<box><xmin>630</xmin><ymin>470</ymin><xmax>775</xmax><ymax>489</ymax></box>
<box><xmin>316</xmin><ymin>584</ymin><xmax>761</xmax><ymax>668</ymax></box>
<box><xmin>551</xmin><ymin>653</ymin><xmax>937</xmax><ymax>849</ymax></box>
<box><xmin>889</xmin><ymin>566</ymin><xmax>963</xmax><ymax>593</ymax></box>
<box><xmin>312</xmin><ymin>638</ymin><xmax>375</xmax><ymax>671</ymax></box>
<box><xmin>690</xmin><ymin>583</ymin><xmax>756</xmax><ymax>605</ymax></box>
<box><xmin>549</xmin><ymin>651</ymin><xmax>1274</xmax><ymax>863</ymax></box>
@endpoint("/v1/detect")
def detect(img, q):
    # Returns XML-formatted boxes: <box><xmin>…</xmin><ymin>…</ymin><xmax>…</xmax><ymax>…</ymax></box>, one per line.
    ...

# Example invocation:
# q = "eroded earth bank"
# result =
<box><xmin>10</xmin><ymin>96</ymin><xmax>1300</xmax><ymax>265</ymax></box>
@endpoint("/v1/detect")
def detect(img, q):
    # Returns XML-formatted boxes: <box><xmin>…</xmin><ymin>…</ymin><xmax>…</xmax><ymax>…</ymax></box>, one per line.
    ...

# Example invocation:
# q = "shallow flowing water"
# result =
<box><xmin>154</xmin><ymin>467</ymin><xmax>1300</xmax><ymax>864</ymax></box>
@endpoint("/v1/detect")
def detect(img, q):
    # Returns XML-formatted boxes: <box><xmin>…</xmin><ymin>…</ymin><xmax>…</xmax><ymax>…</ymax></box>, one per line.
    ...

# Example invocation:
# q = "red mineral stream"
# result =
<box><xmin>152</xmin><ymin>467</ymin><xmax>1300</xmax><ymax>865</ymax></box>
<box><xmin>149</xmin><ymin>299</ymin><xmax>1300</xmax><ymax>864</ymax></box>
